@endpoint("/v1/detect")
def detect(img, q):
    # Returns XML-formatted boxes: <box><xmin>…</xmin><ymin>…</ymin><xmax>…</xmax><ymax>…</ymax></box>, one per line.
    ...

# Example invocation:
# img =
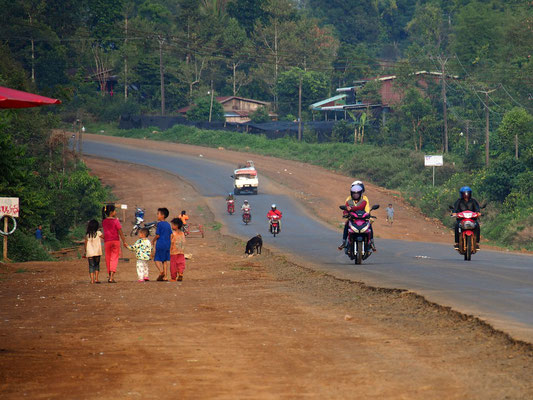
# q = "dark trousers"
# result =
<box><xmin>88</xmin><ymin>256</ymin><xmax>101</xmax><ymax>273</ymax></box>
<box><xmin>455</xmin><ymin>222</ymin><xmax>480</xmax><ymax>243</ymax></box>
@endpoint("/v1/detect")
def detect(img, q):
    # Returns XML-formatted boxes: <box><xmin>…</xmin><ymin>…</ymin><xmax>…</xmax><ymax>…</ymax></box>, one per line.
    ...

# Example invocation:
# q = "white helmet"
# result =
<box><xmin>351</xmin><ymin>180</ymin><xmax>365</xmax><ymax>193</ymax></box>
<box><xmin>271</xmin><ymin>204</ymin><xmax>277</xmax><ymax>210</ymax></box>
<box><xmin>244</xmin><ymin>200</ymin><xmax>249</xmax><ymax>204</ymax></box>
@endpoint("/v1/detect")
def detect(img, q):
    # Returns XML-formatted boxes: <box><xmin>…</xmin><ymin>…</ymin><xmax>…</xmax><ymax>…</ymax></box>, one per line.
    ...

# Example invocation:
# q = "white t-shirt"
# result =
<box><xmin>86</xmin><ymin>231</ymin><xmax>103</xmax><ymax>257</ymax></box>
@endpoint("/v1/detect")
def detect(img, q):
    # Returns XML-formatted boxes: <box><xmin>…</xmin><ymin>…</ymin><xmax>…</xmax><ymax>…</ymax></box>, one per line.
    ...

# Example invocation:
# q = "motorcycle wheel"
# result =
<box><xmin>355</xmin><ymin>241</ymin><xmax>363</xmax><ymax>265</ymax></box>
<box><xmin>465</xmin><ymin>235</ymin><xmax>472</xmax><ymax>261</ymax></box>
<box><xmin>130</xmin><ymin>226</ymin><xmax>138</xmax><ymax>237</ymax></box>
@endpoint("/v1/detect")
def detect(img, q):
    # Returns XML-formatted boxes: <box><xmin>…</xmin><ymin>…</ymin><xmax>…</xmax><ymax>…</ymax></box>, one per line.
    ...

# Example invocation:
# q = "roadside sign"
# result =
<box><xmin>424</xmin><ymin>155</ymin><xmax>443</xmax><ymax>167</ymax></box>
<box><xmin>0</xmin><ymin>197</ymin><xmax>19</xmax><ymax>261</ymax></box>
<box><xmin>0</xmin><ymin>197</ymin><xmax>19</xmax><ymax>217</ymax></box>
<box><xmin>424</xmin><ymin>155</ymin><xmax>443</xmax><ymax>187</ymax></box>
<box><xmin>121</xmin><ymin>204</ymin><xmax>128</xmax><ymax>210</ymax></box>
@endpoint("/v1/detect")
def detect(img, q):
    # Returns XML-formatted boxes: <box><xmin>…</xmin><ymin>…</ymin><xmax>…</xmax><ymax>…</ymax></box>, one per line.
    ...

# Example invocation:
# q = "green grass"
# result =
<box><xmin>210</xmin><ymin>221</ymin><xmax>222</xmax><ymax>231</ymax></box>
<box><xmin>15</xmin><ymin>268</ymin><xmax>30</xmax><ymax>273</ymax></box>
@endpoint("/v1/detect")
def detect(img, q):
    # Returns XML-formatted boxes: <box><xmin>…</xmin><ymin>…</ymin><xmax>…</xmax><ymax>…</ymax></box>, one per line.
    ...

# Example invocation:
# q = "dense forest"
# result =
<box><xmin>1</xmin><ymin>0</ymin><xmax>532</xmax><ymax>252</ymax></box>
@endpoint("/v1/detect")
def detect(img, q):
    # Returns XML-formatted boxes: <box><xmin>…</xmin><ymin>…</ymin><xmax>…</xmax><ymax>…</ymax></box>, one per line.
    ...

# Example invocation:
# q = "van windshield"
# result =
<box><xmin>236</xmin><ymin>174</ymin><xmax>255</xmax><ymax>180</ymax></box>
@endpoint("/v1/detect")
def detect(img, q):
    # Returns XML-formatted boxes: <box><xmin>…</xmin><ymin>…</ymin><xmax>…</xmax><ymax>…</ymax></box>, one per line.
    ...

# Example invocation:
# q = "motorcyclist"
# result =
<box><xmin>338</xmin><ymin>180</ymin><xmax>376</xmax><ymax>251</ymax></box>
<box><xmin>453</xmin><ymin>186</ymin><xmax>481</xmax><ymax>250</ymax></box>
<box><xmin>267</xmin><ymin>204</ymin><xmax>282</xmax><ymax>232</ymax></box>
<box><xmin>226</xmin><ymin>192</ymin><xmax>234</xmax><ymax>202</ymax></box>
<box><xmin>241</xmin><ymin>200</ymin><xmax>251</xmax><ymax>213</ymax></box>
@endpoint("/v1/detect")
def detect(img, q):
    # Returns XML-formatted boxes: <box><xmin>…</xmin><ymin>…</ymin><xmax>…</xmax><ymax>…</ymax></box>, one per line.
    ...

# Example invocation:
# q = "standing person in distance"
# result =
<box><xmin>102</xmin><ymin>204</ymin><xmax>128</xmax><ymax>283</ymax></box>
<box><xmin>386</xmin><ymin>203</ymin><xmax>394</xmax><ymax>225</ymax></box>
<box><xmin>152</xmin><ymin>207</ymin><xmax>172</xmax><ymax>281</ymax></box>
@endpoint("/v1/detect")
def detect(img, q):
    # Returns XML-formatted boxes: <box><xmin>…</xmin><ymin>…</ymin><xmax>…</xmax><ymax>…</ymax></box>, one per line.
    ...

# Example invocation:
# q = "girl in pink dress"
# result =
<box><xmin>102</xmin><ymin>205</ymin><xmax>128</xmax><ymax>283</ymax></box>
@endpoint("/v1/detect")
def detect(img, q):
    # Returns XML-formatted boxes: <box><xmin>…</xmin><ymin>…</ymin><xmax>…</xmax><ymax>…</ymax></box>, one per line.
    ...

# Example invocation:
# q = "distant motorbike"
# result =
<box><xmin>340</xmin><ymin>204</ymin><xmax>379</xmax><ymax>264</ymax></box>
<box><xmin>449</xmin><ymin>205</ymin><xmax>485</xmax><ymax>261</ymax></box>
<box><xmin>227</xmin><ymin>200</ymin><xmax>235</xmax><ymax>215</ymax></box>
<box><xmin>269</xmin><ymin>215</ymin><xmax>281</xmax><ymax>237</ymax></box>
<box><xmin>130</xmin><ymin>207</ymin><xmax>156</xmax><ymax>236</ymax></box>
<box><xmin>242</xmin><ymin>207</ymin><xmax>251</xmax><ymax>224</ymax></box>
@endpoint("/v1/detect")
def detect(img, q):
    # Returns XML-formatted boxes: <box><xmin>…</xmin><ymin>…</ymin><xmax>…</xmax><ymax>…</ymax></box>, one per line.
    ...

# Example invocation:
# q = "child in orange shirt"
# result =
<box><xmin>170</xmin><ymin>218</ymin><xmax>186</xmax><ymax>282</ymax></box>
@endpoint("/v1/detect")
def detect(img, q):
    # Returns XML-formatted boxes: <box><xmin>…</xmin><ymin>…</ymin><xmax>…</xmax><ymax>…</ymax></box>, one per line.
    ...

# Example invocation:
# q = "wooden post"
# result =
<box><xmin>298</xmin><ymin>73</ymin><xmax>302</xmax><ymax>141</ymax></box>
<box><xmin>465</xmin><ymin>120</ymin><xmax>469</xmax><ymax>154</ymax></box>
<box><xmin>209</xmin><ymin>80</ymin><xmax>214</xmax><ymax>123</ymax></box>
<box><xmin>158</xmin><ymin>36</ymin><xmax>165</xmax><ymax>116</ymax></box>
<box><xmin>3</xmin><ymin>217</ymin><xmax>7</xmax><ymax>261</ymax></box>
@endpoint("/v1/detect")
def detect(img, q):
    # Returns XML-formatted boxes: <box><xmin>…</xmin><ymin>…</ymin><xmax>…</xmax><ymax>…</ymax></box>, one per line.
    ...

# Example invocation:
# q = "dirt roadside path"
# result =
<box><xmin>84</xmin><ymin>133</ymin><xmax>451</xmax><ymax>244</ymax></box>
<box><xmin>0</xmin><ymin>157</ymin><xmax>531</xmax><ymax>399</ymax></box>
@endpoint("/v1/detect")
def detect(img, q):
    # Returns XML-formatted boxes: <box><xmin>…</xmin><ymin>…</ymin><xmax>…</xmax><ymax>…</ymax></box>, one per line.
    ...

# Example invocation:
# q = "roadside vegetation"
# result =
<box><xmin>0</xmin><ymin>47</ymin><xmax>109</xmax><ymax>262</ymax></box>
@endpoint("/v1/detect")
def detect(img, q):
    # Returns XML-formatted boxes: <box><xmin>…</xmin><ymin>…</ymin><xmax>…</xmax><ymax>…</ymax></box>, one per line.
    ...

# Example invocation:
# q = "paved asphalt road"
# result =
<box><xmin>84</xmin><ymin>138</ymin><xmax>533</xmax><ymax>342</ymax></box>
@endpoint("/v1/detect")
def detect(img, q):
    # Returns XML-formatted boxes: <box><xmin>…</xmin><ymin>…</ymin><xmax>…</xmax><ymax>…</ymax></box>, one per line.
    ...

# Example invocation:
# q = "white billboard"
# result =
<box><xmin>424</xmin><ymin>155</ymin><xmax>443</xmax><ymax>167</ymax></box>
<box><xmin>0</xmin><ymin>197</ymin><xmax>19</xmax><ymax>217</ymax></box>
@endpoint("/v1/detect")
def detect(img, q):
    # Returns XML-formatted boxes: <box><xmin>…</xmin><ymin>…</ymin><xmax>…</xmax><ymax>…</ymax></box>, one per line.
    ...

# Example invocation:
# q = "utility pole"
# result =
<box><xmin>465</xmin><ymin>120</ymin><xmax>470</xmax><ymax>154</ymax></box>
<box><xmin>298</xmin><ymin>73</ymin><xmax>302</xmax><ymax>141</ymax></box>
<box><xmin>208</xmin><ymin>80</ymin><xmax>214</xmax><ymax>123</ymax></box>
<box><xmin>158</xmin><ymin>35</ymin><xmax>165</xmax><ymax>116</ymax></box>
<box><xmin>437</xmin><ymin>55</ymin><xmax>449</xmax><ymax>153</ymax></box>
<box><xmin>124</xmin><ymin>14</ymin><xmax>128</xmax><ymax>100</ymax></box>
<box><xmin>515</xmin><ymin>134</ymin><xmax>519</xmax><ymax>159</ymax></box>
<box><xmin>477</xmin><ymin>88</ymin><xmax>498</xmax><ymax>167</ymax></box>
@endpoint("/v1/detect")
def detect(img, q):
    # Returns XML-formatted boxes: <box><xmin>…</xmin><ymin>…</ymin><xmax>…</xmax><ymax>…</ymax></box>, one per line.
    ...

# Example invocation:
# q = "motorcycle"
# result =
<box><xmin>449</xmin><ymin>205</ymin><xmax>485</xmax><ymax>261</ymax></box>
<box><xmin>339</xmin><ymin>204</ymin><xmax>379</xmax><ymax>265</ymax></box>
<box><xmin>269</xmin><ymin>215</ymin><xmax>281</xmax><ymax>237</ymax></box>
<box><xmin>130</xmin><ymin>207</ymin><xmax>156</xmax><ymax>237</ymax></box>
<box><xmin>227</xmin><ymin>200</ymin><xmax>235</xmax><ymax>215</ymax></box>
<box><xmin>242</xmin><ymin>207</ymin><xmax>251</xmax><ymax>224</ymax></box>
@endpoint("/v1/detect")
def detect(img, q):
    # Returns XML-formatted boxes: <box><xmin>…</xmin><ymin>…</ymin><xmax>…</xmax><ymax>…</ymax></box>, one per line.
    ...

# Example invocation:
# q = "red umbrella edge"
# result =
<box><xmin>0</xmin><ymin>86</ymin><xmax>61</xmax><ymax>109</ymax></box>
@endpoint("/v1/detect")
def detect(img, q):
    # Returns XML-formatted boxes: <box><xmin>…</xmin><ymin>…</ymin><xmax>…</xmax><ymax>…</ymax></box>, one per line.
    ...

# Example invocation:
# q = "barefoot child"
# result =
<box><xmin>125</xmin><ymin>228</ymin><xmax>152</xmax><ymax>282</ymax></box>
<box><xmin>84</xmin><ymin>219</ymin><xmax>103</xmax><ymax>284</ymax></box>
<box><xmin>102</xmin><ymin>205</ymin><xmax>128</xmax><ymax>283</ymax></box>
<box><xmin>170</xmin><ymin>218</ymin><xmax>186</xmax><ymax>282</ymax></box>
<box><xmin>152</xmin><ymin>207</ymin><xmax>172</xmax><ymax>281</ymax></box>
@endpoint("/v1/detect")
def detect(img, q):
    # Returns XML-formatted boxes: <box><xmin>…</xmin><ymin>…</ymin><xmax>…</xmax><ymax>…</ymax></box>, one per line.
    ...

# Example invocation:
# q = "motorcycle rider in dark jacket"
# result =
<box><xmin>453</xmin><ymin>186</ymin><xmax>481</xmax><ymax>250</ymax></box>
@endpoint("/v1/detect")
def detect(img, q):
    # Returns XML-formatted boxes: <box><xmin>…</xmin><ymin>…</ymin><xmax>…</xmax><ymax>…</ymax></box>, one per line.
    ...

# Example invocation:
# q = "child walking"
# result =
<box><xmin>386</xmin><ymin>203</ymin><xmax>394</xmax><ymax>225</ymax></box>
<box><xmin>84</xmin><ymin>219</ymin><xmax>103</xmax><ymax>284</ymax></box>
<box><xmin>125</xmin><ymin>227</ymin><xmax>152</xmax><ymax>282</ymax></box>
<box><xmin>102</xmin><ymin>204</ymin><xmax>128</xmax><ymax>283</ymax></box>
<box><xmin>170</xmin><ymin>218</ymin><xmax>186</xmax><ymax>282</ymax></box>
<box><xmin>152</xmin><ymin>207</ymin><xmax>172</xmax><ymax>281</ymax></box>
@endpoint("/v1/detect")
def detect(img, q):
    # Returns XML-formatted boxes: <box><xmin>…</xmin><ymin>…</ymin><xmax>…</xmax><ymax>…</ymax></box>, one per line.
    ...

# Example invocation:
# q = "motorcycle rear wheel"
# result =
<box><xmin>355</xmin><ymin>241</ymin><xmax>363</xmax><ymax>264</ymax></box>
<box><xmin>465</xmin><ymin>235</ymin><xmax>472</xmax><ymax>261</ymax></box>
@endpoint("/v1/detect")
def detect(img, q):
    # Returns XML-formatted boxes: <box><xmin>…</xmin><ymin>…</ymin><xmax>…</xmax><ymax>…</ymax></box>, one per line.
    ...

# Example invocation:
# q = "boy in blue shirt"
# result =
<box><xmin>152</xmin><ymin>207</ymin><xmax>172</xmax><ymax>281</ymax></box>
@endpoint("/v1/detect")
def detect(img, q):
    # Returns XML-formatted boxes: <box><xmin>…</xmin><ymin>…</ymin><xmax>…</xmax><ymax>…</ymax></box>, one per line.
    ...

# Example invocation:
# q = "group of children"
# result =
<box><xmin>83</xmin><ymin>205</ymin><xmax>187</xmax><ymax>284</ymax></box>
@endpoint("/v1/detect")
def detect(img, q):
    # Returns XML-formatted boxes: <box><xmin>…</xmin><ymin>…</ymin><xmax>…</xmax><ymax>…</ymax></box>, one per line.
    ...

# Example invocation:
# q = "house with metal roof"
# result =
<box><xmin>178</xmin><ymin>96</ymin><xmax>277</xmax><ymax>123</ymax></box>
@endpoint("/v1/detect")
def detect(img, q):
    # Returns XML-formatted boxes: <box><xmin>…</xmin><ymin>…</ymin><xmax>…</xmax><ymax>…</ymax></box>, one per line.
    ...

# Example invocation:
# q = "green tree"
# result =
<box><xmin>250</xmin><ymin>106</ymin><xmax>270</xmax><ymax>123</ymax></box>
<box><xmin>399</xmin><ymin>88</ymin><xmax>434</xmax><ymax>151</ymax></box>
<box><xmin>276</xmin><ymin>67</ymin><xmax>328</xmax><ymax>117</ymax></box>
<box><xmin>497</xmin><ymin>108</ymin><xmax>533</xmax><ymax>159</ymax></box>
<box><xmin>187</xmin><ymin>96</ymin><xmax>225</xmax><ymax>122</ymax></box>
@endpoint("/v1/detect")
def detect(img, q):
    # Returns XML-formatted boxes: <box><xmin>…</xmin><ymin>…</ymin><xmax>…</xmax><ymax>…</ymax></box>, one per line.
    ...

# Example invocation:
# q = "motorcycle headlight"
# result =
<box><xmin>461</xmin><ymin>221</ymin><xmax>476</xmax><ymax>230</ymax></box>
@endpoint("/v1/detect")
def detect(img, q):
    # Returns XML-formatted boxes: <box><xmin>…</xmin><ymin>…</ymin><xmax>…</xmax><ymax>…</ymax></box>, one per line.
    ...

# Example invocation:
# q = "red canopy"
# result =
<box><xmin>0</xmin><ymin>86</ymin><xmax>61</xmax><ymax>109</ymax></box>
